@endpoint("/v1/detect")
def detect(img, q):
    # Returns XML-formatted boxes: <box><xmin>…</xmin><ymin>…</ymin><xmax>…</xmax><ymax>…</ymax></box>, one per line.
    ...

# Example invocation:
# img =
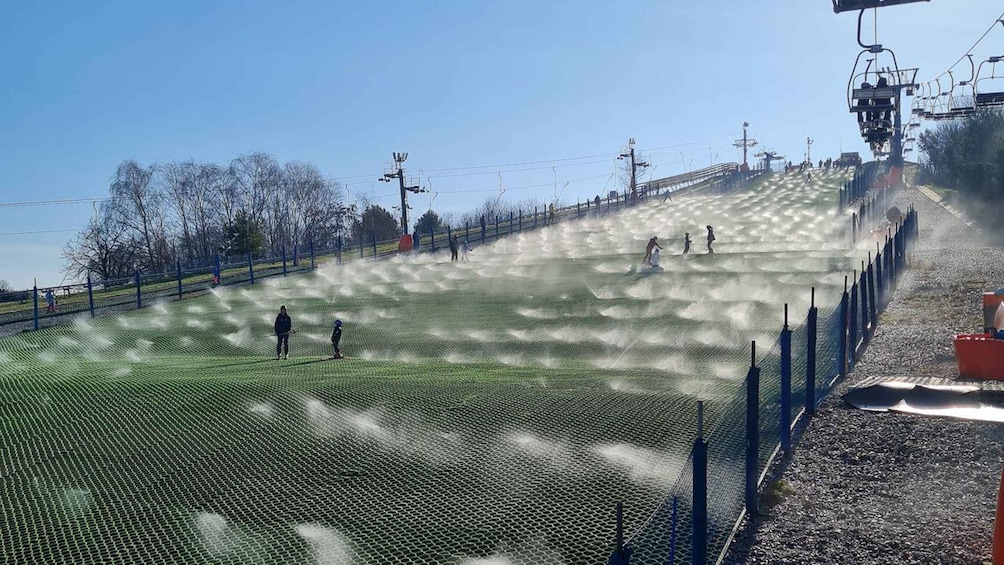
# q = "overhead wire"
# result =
<box><xmin>923</xmin><ymin>10</ymin><xmax>1004</xmax><ymax>85</ymax></box>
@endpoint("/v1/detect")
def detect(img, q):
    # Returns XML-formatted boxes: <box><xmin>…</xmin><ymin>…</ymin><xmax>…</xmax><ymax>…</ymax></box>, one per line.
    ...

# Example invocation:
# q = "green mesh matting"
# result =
<box><xmin>0</xmin><ymin>171</ymin><xmax>873</xmax><ymax>564</ymax></box>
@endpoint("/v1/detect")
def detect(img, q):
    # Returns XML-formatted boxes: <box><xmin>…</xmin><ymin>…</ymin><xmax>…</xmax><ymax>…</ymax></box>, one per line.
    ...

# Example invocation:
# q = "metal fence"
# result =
<box><xmin>0</xmin><ymin>169</ymin><xmax>765</xmax><ymax>331</ymax></box>
<box><xmin>607</xmin><ymin>204</ymin><xmax>919</xmax><ymax>565</ymax></box>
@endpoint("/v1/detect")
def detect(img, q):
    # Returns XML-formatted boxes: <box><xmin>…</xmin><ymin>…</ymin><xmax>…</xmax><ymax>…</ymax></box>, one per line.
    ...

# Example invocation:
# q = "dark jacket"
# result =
<box><xmin>275</xmin><ymin>313</ymin><xmax>292</xmax><ymax>335</ymax></box>
<box><xmin>449</xmin><ymin>237</ymin><xmax>459</xmax><ymax>252</ymax></box>
<box><xmin>331</xmin><ymin>327</ymin><xmax>342</xmax><ymax>345</ymax></box>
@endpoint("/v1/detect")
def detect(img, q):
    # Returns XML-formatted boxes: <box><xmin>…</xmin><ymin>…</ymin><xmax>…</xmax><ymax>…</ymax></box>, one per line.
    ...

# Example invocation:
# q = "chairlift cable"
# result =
<box><xmin>924</xmin><ymin>10</ymin><xmax>1004</xmax><ymax>85</ymax></box>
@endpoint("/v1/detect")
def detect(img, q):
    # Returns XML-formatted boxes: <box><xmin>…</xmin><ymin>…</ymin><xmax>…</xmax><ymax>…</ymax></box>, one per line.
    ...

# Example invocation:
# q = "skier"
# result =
<box><xmin>449</xmin><ymin>234</ymin><xmax>460</xmax><ymax>262</ymax></box>
<box><xmin>44</xmin><ymin>289</ymin><xmax>56</xmax><ymax>314</ymax></box>
<box><xmin>331</xmin><ymin>319</ymin><xmax>343</xmax><ymax>359</ymax></box>
<box><xmin>649</xmin><ymin>247</ymin><xmax>661</xmax><ymax>269</ymax></box>
<box><xmin>706</xmin><ymin>225</ymin><xmax>716</xmax><ymax>254</ymax></box>
<box><xmin>274</xmin><ymin>305</ymin><xmax>292</xmax><ymax>360</ymax></box>
<box><xmin>643</xmin><ymin>236</ymin><xmax>661</xmax><ymax>265</ymax></box>
<box><xmin>461</xmin><ymin>239</ymin><xmax>472</xmax><ymax>262</ymax></box>
<box><xmin>683</xmin><ymin>232</ymin><xmax>692</xmax><ymax>255</ymax></box>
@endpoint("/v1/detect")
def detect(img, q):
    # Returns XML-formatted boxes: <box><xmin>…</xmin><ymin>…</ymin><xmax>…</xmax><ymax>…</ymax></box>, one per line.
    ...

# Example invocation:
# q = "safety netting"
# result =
<box><xmin>0</xmin><ymin>170</ymin><xmax>878</xmax><ymax>565</ymax></box>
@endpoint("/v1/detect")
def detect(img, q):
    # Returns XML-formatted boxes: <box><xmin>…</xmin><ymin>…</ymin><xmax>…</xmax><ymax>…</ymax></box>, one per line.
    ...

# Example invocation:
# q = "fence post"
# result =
<box><xmin>32</xmin><ymin>282</ymin><xmax>39</xmax><ymax>330</ymax></box>
<box><xmin>371</xmin><ymin>233</ymin><xmax>377</xmax><ymax>258</ymax></box>
<box><xmin>214</xmin><ymin>254</ymin><xmax>221</xmax><ymax>285</ymax></box>
<box><xmin>248</xmin><ymin>252</ymin><xmax>255</xmax><ymax>285</ymax></box>
<box><xmin>135</xmin><ymin>270</ymin><xmax>142</xmax><ymax>308</ymax></box>
<box><xmin>311</xmin><ymin>240</ymin><xmax>317</xmax><ymax>270</ymax></box>
<box><xmin>519</xmin><ymin>210</ymin><xmax>523</xmax><ymax>232</ymax></box>
<box><xmin>692</xmin><ymin>400</ymin><xmax>708</xmax><ymax>565</ymax></box>
<box><xmin>577</xmin><ymin>200</ymin><xmax>581</xmax><ymax>218</ymax></box>
<box><xmin>176</xmin><ymin>261</ymin><xmax>183</xmax><ymax>299</ymax></box>
<box><xmin>359</xmin><ymin>233</ymin><xmax>364</xmax><ymax>258</ymax></box>
<box><xmin>839</xmin><ymin>276</ymin><xmax>847</xmax><ymax>375</ymax></box>
<box><xmin>745</xmin><ymin>341</ymin><xmax>761</xmax><ymax>516</ymax></box>
<box><xmin>867</xmin><ymin>257</ymin><xmax>877</xmax><ymax>332</ymax></box>
<box><xmin>87</xmin><ymin>274</ymin><xmax>95</xmax><ymax>318</ymax></box>
<box><xmin>859</xmin><ymin>264</ymin><xmax>869</xmax><ymax>342</ymax></box>
<box><xmin>668</xmin><ymin>496</ymin><xmax>679</xmax><ymax>565</ymax></box>
<box><xmin>851</xmin><ymin>212</ymin><xmax>857</xmax><ymax>243</ymax></box>
<box><xmin>849</xmin><ymin>275</ymin><xmax>859</xmax><ymax>367</ymax></box>
<box><xmin>466</xmin><ymin>224</ymin><xmax>470</xmax><ymax>242</ymax></box>
<box><xmin>495</xmin><ymin>216</ymin><xmax>500</xmax><ymax>239</ymax></box>
<box><xmin>282</xmin><ymin>245</ymin><xmax>288</xmax><ymax>276</ymax></box>
<box><xmin>807</xmin><ymin>288</ymin><xmax>818</xmax><ymax>414</ymax></box>
<box><xmin>608</xmin><ymin>501</ymin><xmax>632</xmax><ymax>565</ymax></box>
<box><xmin>509</xmin><ymin>212</ymin><xmax>514</xmax><ymax>234</ymax></box>
<box><xmin>780</xmin><ymin>304</ymin><xmax>792</xmax><ymax>453</ymax></box>
<box><xmin>534</xmin><ymin>206</ymin><xmax>538</xmax><ymax>228</ymax></box>
<box><xmin>430</xmin><ymin>228</ymin><xmax>436</xmax><ymax>252</ymax></box>
<box><xmin>293</xmin><ymin>244</ymin><xmax>299</xmax><ymax>268</ymax></box>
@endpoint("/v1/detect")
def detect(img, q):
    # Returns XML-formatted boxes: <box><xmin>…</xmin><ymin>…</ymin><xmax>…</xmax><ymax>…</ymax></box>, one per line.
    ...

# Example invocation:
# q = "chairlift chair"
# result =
<box><xmin>975</xmin><ymin>56</ymin><xmax>1004</xmax><ymax>107</ymax></box>
<box><xmin>833</xmin><ymin>0</ymin><xmax>929</xmax><ymax>13</ymax></box>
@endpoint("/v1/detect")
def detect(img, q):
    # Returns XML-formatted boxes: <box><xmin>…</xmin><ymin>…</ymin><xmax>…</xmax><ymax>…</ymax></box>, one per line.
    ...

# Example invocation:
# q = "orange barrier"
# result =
<box><xmin>954</xmin><ymin>334</ymin><xmax>1004</xmax><ymax>380</ymax></box>
<box><xmin>397</xmin><ymin>234</ymin><xmax>414</xmax><ymax>252</ymax></box>
<box><xmin>995</xmin><ymin>464</ymin><xmax>1004</xmax><ymax>563</ymax></box>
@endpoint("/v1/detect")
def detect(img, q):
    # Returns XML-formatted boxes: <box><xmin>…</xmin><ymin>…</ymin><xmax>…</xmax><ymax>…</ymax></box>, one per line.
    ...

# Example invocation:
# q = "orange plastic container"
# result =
<box><xmin>954</xmin><ymin>334</ymin><xmax>1004</xmax><ymax>380</ymax></box>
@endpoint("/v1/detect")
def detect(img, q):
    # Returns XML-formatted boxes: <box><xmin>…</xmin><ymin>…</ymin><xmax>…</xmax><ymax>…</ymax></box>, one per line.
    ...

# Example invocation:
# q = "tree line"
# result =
<box><xmin>63</xmin><ymin>153</ymin><xmax>360</xmax><ymax>281</ymax></box>
<box><xmin>62</xmin><ymin>153</ymin><xmax>580</xmax><ymax>282</ymax></box>
<box><xmin>918</xmin><ymin>108</ymin><xmax>1004</xmax><ymax>235</ymax></box>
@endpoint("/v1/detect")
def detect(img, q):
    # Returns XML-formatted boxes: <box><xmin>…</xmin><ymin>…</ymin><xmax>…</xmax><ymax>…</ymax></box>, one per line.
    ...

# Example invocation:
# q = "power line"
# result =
<box><xmin>924</xmin><ymin>11</ymin><xmax>1004</xmax><ymax>84</ymax></box>
<box><xmin>0</xmin><ymin>228</ymin><xmax>79</xmax><ymax>236</ymax></box>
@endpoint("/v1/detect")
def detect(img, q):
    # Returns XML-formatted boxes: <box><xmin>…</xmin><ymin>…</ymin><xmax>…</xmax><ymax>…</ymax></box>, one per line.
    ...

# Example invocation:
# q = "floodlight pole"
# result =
<box><xmin>619</xmin><ymin>138</ymin><xmax>649</xmax><ymax>201</ymax></box>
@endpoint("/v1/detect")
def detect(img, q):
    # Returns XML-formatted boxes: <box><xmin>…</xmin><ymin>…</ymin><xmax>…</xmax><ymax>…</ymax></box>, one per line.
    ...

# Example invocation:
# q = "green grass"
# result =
<box><xmin>0</xmin><ymin>169</ymin><xmax>864</xmax><ymax>565</ymax></box>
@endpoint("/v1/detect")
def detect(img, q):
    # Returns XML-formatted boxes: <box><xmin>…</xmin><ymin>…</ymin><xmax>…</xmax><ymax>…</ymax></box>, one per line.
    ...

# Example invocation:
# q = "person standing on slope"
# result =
<box><xmin>706</xmin><ymin>226</ymin><xmax>716</xmax><ymax>254</ymax></box>
<box><xmin>331</xmin><ymin>319</ymin><xmax>343</xmax><ymax>359</ymax></box>
<box><xmin>449</xmin><ymin>234</ymin><xmax>460</xmax><ymax>262</ymax></box>
<box><xmin>683</xmin><ymin>232</ymin><xmax>692</xmax><ymax>255</ymax></box>
<box><xmin>643</xmin><ymin>236</ymin><xmax>661</xmax><ymax>265</ymax></box>
<box><xmin>274</xmin><ymin>305</ymin><xmax>292</xmax><ymax>360</ymax></box>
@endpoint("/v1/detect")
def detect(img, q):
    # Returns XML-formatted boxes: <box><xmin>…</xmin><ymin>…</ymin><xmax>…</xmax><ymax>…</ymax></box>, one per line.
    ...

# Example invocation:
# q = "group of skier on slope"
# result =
<box><xmin>272</xmin><ymin>305</ymin><xmax>342</xmax><ymax>361</ymax></box>
<box><xmin>642</xmin><ymin>225</ymin><xmax>716</xmax><ymax>267</ymax></box>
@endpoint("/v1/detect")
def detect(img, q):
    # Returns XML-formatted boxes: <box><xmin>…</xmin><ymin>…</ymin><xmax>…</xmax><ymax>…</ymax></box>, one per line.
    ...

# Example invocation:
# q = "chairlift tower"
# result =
<box><xmin>733</xmin><ymin>122</ymin><xmax>758</xmax><ymax>170</ymax></box>
<box><xmin>755</xmin><ymin>150</ymin><xmax>784</xmax><ymax>173</ymax></box>
<box><xmin>379</xmin><ymin>152</ymin><xmax>426</xmax><ymax>235</ymax></box>
<box><xmin>618</xmin><ymin>138</ymin><xmax>649</xmax><ymax>200</ymax></box>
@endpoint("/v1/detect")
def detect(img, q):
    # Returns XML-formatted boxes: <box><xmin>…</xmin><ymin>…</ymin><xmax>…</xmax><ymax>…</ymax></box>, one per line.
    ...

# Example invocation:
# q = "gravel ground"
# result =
<box><xmin>724</xmin><ymin>187</ymin><xmax>1004</xmax><ymax>565</ymax></box>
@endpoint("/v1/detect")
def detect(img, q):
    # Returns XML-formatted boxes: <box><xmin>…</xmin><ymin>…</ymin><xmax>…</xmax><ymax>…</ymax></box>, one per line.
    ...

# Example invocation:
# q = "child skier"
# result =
<box><xmin>706</xmin><ymin>226</ymin><xmax>716</xmax><ymax>254</ymax></box>
<box><xmin>649</xmin><ymin>247</ymin><xmax>661</xmax><ymax>269</ymax></box>
<box><xmin>683</xmin><ymin>232</ymin><xmax>692</xmax><ymax>255</ymax></box>
<box><xmin>461</xmin><ymin>239</ymin><xmax>472</xmax><ymax>262</ymax></box>
<box><xmin>331</xmin><ymin>319</ymin><xmax>343</xmax><ymax>359</ymax></box>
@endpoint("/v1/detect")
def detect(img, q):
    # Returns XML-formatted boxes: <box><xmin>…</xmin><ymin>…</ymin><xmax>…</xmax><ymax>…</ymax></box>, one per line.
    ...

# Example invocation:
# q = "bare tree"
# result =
<box><xmin>108</xmin><ymin>160</ymin><xmax>166</xmax><ymax>271</ymax></box>
<box><xmin>62</xmin><ymin>208</ymin><xmax>137</xmax><ymax>282</ymax></box>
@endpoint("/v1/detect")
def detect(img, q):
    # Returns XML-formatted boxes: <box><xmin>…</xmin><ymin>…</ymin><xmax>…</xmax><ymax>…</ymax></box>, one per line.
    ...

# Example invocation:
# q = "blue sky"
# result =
<box><xmin>1</xmin><ymin>0</ymin><xmax>1001</xmax><ymax>288</ymax></box>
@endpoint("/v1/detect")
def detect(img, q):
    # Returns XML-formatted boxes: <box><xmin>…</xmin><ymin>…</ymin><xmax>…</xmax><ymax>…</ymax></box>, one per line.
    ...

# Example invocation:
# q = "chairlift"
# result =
<box><xmin>833</xmin><ymin>0</ymin><xmax>929</xmax><ymax>13</ymax></box>
<box><xmin>975</xmin><ymin>55</ymin><xmax>1004</xmax><ymax>107</ymax></box>
<box><xmin>948</xmin><ymin>59</ymin><xmax>978</xmax><ymax>116</ymax></box>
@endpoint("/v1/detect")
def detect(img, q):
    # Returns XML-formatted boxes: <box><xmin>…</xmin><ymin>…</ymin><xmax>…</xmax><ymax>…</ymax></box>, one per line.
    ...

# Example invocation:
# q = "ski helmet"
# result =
<box><xmin>334</xmin><ymin>319</ymin><xmax>342</xmax><ymax>327</ymax></box>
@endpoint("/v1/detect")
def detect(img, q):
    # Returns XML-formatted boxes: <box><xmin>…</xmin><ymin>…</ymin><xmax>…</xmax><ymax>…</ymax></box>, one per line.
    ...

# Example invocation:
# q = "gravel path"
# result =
<box><xmin>724</xmin><ymin>187</ymin><xmax>1004</xmax><ymax>565</ymax></box>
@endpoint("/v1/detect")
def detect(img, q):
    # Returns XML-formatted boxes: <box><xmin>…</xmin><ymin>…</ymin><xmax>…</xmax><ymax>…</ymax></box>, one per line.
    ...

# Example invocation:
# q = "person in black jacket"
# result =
<box><xmin>274</xmin><ymin>305</ymin><xmax>292</xmax><ymax>360</ymax></box>
<box><xmin>331</xmin><ymin>319</ymin><xmax>343</xmax><ymax>359</ymax></box>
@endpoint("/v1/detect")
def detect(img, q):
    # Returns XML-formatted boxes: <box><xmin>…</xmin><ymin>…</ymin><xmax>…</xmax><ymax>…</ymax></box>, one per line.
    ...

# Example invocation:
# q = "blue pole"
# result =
<box><xmin>745</xmin><ymin>342</ymin><xmax>760</xmax><ymax>516</ymax></box>
<box><xmin>312</xmin><ymin>239</ymin><xmax>317</xmax><ymax>270</ymax></box>
<box><xmin>282</xmin><ymin>245</ymin><xmax>288</xmax><ymax>276</ymax></box>
<box><xmin>32</xmin><ymin>282</ymin><xmax>39</xmax><ymax>330</ymax></box>
<box><xmin>859</xmin><ymin>268</ymin><xmax>868</xmax><ymax>344</ymax></box>
<box><xmin>135</xmin><ymin>270</ymin><xmax>142</xmax><ymax>308</ymax></box>
<box><xmin>87</xmin><ymin>274</ymin><xmax>95</xmax><ymax>318</ymax></box>
<box><xmin>867</xmin><ymin>259</ymin><xmax>877</xmax><ymax>332</ymax></box>
<box><xmin>176</xmin><ymin>261</ymin><xmax>183</xmax><ymax>299</ymax></box>
<box><xmin>293</xmin><ymin>244</ymin><xmax>299</xmax><ymax>267</ymax></box>
<box><xmin>692</xmin><ymin>401</ymin><xmax>707</xmax><ymax>565</ymax></box>
<box><xmin>667</xmin><ymin>497</ymin><xmax>678</xmax><ymax>565</ymax></box>
<box><xmin>214</xmin><ymin>254</ymin><xmax>221</xmax><ymax>285</ymax></box>
<box><xmin>430</xmin><ymin>228</ymin><xmax>436</xmax><ymax>252</ymax></box>
<box><xmin>495</xmin><ymin>216</ymin><xmax>499</xmax><ymax>239</ymax></box>
<box><xmin>248</xmin><ymin>251</ymin><xmax>255</xmax><ymax>285</ymax></box>
<box><xmin>371</xmin><ymin>233</ymin><xmax>377</xmax><ymax>257</ymax></box>
<box><xmin>849</xmin><ymin>278</ymin><xmax>859</xmax><ymax>368</ymax></box>
<box><xmin>780</xmin><ymin>305</ymin><xmax>792</xmax><ymax>453</ymax></box>
<box><xmin>807</xmin><ymin>288</ymin><xmax>818</xmax><ymax>414</ymax></box>
<box><xmin>519</xmin><ymin>210</ymin><xmax>523</xmax><ymax>232</ymax></box>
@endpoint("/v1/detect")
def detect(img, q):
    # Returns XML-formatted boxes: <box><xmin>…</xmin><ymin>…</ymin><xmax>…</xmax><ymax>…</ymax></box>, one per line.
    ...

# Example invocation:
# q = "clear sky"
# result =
<box><xmin>1</xmin><ymin>0</ymin><xmax>1001</xmax><ymax>289</ymax></box>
